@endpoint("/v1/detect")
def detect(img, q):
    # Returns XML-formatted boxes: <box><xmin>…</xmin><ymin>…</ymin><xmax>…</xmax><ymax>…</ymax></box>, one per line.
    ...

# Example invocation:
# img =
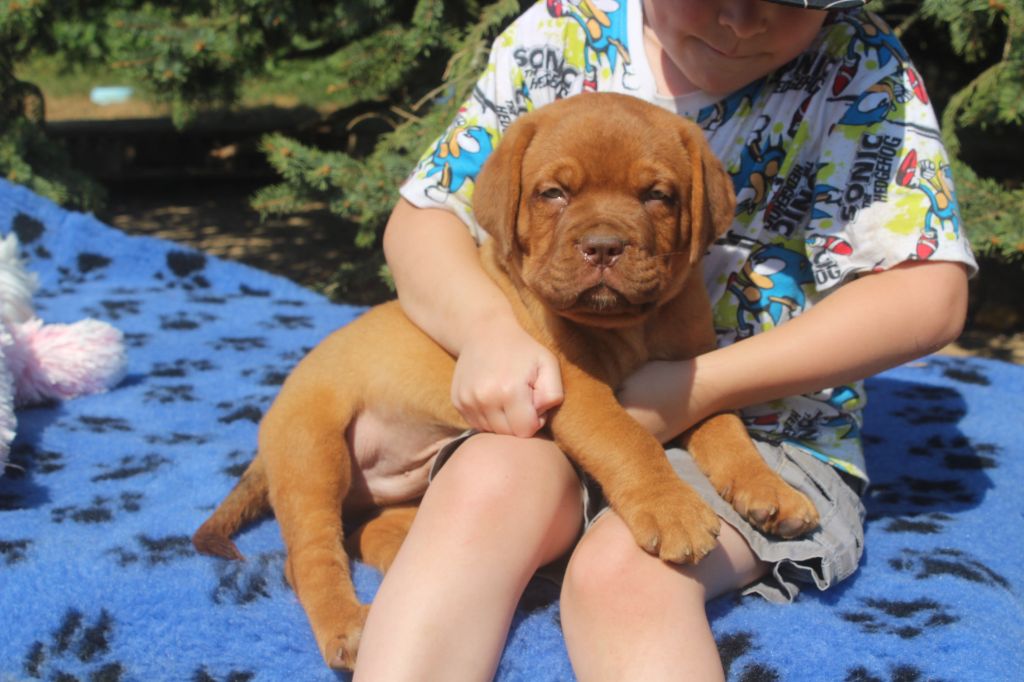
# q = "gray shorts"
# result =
<box><xmin>431</xmin><ymin>433</ymin><xmax>865</xmax><ymax>603</ymax></box>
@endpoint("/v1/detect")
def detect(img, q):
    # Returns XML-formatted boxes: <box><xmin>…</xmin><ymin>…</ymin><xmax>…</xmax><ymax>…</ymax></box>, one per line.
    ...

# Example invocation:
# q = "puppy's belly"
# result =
<box><xmin>343</xmin><ymin>406</ymin><xmax>464</xmax><ymax>513</ymax></box>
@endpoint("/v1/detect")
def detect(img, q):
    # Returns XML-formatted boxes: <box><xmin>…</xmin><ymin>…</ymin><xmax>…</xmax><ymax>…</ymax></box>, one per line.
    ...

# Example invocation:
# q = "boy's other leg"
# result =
<box><xmin>561</xmin><ymin>512</ymin><xmax>767</xmax><ymax>682</ymax></box>
<box><xmin>353</xmin><ymin>434</ymin><xmax>582</xmax><ymax>682</ymax></box>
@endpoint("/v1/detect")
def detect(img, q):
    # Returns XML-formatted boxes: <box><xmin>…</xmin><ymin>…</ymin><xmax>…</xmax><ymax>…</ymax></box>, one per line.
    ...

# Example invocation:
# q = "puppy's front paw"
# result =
<box><xmin>319</xmin><ymin>603</ymin><xmax>371</xmax><ymax>671</ymax></box>
<box><xmin>723</xmin><ymin>472</ymin><xmax>819</xmax><ymax>539</ymax></box>
<box><xmin>617</xmin><ymin>480</ymin><xmax>720</xmax><ymax>564</ymax></box>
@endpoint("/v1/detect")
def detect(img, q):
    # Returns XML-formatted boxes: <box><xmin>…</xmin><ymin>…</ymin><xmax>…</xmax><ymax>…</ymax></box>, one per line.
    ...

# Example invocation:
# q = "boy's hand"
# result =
<box><xmin>451</xmin><ymin>317</ymin><xmax>564</xmax><ymax>437</ymax></box>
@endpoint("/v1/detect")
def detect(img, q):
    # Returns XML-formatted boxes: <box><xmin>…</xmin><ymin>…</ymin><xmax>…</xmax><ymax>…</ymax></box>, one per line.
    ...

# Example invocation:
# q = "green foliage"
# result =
<box><xmin>0</xmin><ymin>116</ymin><xmax>106</xmax><ymax>209</ymax></box>
<box><xmin>93</xmin><ymin>1</ymin><xmax>435</xmax><ymax>125</ymax></box>
<box><xmin>1</xmin><ymin>0</ymin><xmax>105</xmax><ymax>208</ymax></box>
<box><xmin>251</xmin><ymin>0</ymin><xmax>527</xmax><ymax>294</ymax></box>
<box><xmin>2</xmin><ymin>0</ymin><xmax>444</xmax><ymax>209</ymax></box>
<box><xmin>0</xmin><ymin>0</ymin><xmax>46</xmax><ymax>57</ymax></box>
<box><xmin>938</xmin><ymin>0</ymin><xmax>1024</xmax><ymax>261</ymax></box>
<box><xmin>952</xmin><ymin>158</ymin><xmax>1024</xmax><ymax>260</ymax></box>
<box><xmin>879</xmin><ymin>0</ymin><xmax>1024</xmax><ymax>261</ymax></box>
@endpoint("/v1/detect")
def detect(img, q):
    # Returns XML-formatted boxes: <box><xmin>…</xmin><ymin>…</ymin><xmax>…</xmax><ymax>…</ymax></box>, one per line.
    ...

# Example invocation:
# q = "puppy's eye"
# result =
<box><xmin>643</xmin><ymin>188</ymin><xmax>675</xmax><ymax>204</ymax></box>
<box><xmin>539</xmin><ymin>187</ymin><xmax>567</xmax><ymax>201</ymax></box>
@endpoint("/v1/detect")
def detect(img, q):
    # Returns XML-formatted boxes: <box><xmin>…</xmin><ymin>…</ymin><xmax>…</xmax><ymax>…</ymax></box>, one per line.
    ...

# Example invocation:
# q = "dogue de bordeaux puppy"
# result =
<box><xmin>193</xmin><ymin>92</ymin><xmax>819</xmax><ymax>670</ymax></box>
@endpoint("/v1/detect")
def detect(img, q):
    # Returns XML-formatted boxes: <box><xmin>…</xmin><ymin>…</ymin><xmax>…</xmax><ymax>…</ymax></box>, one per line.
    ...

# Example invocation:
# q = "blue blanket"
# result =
<box><xmin>1</xmin><ymin>178</ymin><xmax>1021</xmax><ymax>681</ymax></box>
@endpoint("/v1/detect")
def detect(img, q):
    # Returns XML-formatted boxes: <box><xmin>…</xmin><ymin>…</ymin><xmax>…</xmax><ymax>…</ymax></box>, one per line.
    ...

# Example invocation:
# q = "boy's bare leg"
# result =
<box><xmin>561</xmin><ymin>512</ymin><xmax>767</xmax><ymax>682</ymax></box>
<box><xmin>353</xmin><ymin>433</ymin><xmax>582</xmax><ymax>682</ymax></box>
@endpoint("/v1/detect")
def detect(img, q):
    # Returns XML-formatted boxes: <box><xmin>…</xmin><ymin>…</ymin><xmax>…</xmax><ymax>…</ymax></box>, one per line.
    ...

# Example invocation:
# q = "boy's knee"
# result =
<box><xmin>431</xmin><ymin>434</ymin><xmax>573</xmax><ymax>514</ymax></box>
<box><xmin>564</xmin><ymin>513</ymin><xmax>720</xmax><ymax>619</ymax></box>
<box><xmin>562</xmin><ymin>515</ymin><xmax>646</xmax><ymax>606</ymax></box>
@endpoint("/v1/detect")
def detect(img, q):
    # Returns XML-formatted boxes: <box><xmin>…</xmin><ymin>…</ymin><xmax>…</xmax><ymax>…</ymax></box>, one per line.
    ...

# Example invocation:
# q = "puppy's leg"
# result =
<box><xmin>345</xmin><ymin>505</ymin><xmax>418</xmax><ymax>573</ymax></box>
<box><xmin>683</xmin><ymin>413</ymin><xmax>819</xmax><ymax>538</ymax></box>
<box><xmin>551</xmin><ymin>368</ymin><xmax>721</xmax><ymax>564</ymax></box>
<box><xmin>261</xmin><ymin>399</ymin><xmax>366</xmax><ymax>671</ymax></box>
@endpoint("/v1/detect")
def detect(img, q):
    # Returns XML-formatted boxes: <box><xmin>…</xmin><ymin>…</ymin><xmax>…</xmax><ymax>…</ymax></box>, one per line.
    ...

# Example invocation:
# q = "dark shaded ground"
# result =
<box><xmin>98</xmin><ymin>178</ymin><xmax>350</xmax><ymax>290</ymax></box>
<box><xmin>96</xmin><ymin>177</ymin><xmax>393</xmax><ymax>306</ymax></box>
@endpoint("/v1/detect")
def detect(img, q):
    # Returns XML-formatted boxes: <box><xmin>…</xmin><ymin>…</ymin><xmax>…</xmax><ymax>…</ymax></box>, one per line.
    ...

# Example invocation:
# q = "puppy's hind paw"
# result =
<box><xmin>320</xmin><ymin>604</ymin><xmax>371</xmax><ymax>671</ymax></box>
<box><xmin>327</xmin><ymin>632</ymin><xmax>361</xmax><ymax>671</ymax></box>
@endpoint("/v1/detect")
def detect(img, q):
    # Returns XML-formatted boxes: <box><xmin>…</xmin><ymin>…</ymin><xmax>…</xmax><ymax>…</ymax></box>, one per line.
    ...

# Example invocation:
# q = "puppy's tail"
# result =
<box><xmin>192</xmin><ymin>457</ymin><xmax>270</xmax><ymax>561</ymax></box>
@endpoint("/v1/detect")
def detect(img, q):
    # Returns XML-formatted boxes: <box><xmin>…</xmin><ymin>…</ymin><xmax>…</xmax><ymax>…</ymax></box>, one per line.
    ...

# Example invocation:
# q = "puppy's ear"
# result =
<box><xmin>473</xmin><ymin>117</ymin><xmax>538</xmax><ymax>260</ymax></box>
<box><xmin>679</xmin><ymin>124</ymin><xmax>736</xmax><ymax>264</ymax></box>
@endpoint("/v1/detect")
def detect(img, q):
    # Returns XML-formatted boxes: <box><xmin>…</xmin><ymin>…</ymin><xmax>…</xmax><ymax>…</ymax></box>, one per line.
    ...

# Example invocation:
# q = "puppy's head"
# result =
<box><xmin>474</xmin><ymin>92</ymin><xmax>735</xmax><ymax>329</ymax></box>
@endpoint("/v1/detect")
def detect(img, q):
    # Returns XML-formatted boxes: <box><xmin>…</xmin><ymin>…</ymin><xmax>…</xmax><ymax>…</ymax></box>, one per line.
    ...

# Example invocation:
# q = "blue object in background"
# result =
<box><xmin>89</xmin><ymin>86</ymin><xmax>134</xmax><ymax>106</ymax></box>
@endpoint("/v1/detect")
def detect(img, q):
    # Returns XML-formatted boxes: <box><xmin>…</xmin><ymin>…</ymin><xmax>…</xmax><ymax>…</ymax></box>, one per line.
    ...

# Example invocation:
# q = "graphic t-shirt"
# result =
<box><xmin>400</xmin><ymin>0</ymin><xmax>978</xmax><ymax>485</ymax></box>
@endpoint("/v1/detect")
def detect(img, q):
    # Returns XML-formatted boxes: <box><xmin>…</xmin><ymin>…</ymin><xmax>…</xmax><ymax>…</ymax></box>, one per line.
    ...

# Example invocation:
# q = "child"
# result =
<box><xmin>354</xmin><ymin>1</ymin><xmax>977</xmax><ymax>679</ymax></box>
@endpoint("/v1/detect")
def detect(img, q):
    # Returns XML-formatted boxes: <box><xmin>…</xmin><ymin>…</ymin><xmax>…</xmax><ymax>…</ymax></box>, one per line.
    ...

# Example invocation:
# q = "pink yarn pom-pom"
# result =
<box><xmin>7</xmin><ymin>318</ymin><xmax>127</xmax><ymax>406</ymax></box>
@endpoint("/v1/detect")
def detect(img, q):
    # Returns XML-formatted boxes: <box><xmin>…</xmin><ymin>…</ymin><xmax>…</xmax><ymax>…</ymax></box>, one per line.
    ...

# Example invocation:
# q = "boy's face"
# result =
<box><xmin>643</xmin><ymin>0</ymin><xmax>828</xmax><ymax>95</ymax></box>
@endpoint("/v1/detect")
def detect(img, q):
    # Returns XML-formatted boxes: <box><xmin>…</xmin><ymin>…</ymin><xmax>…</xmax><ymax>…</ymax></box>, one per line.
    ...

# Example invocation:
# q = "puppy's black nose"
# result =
<box><xmin>581</xmin><ymin>235</ymin><xmax>625</xmax><ymax>267</ymax></box>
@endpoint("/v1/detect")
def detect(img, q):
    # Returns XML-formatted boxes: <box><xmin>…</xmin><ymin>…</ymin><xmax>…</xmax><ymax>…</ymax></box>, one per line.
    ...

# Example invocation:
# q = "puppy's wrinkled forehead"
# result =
<box><xmin>520</xmin><ymin>106</ymin><xmax>689</xmax><ymax>190</ymax></box>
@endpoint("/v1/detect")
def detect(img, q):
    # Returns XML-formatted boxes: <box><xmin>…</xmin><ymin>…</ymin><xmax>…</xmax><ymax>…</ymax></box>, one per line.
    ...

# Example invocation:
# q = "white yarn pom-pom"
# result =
<box><xmin>0</xmin><ymin>336</ymin><xmax>16</xmax><ymax>470</ymax></box>
<box><xmin>0</xmin><ymin>233</ymin><xmax>38</xmax><ymax>326</ymax></box>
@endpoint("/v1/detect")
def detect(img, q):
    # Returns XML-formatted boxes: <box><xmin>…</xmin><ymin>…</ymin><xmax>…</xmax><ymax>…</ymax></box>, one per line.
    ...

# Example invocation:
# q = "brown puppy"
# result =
<box><xmin>193</xmin><ymin>92</ymin><xmax>819</xmax><ymax>670</ymax></box>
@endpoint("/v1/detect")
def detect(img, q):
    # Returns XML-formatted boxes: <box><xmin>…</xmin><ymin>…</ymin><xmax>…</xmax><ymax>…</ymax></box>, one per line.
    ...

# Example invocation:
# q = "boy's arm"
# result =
<box><xmin>383</xmin><ymin>198</ymin><xmax>564</xmax><ymax>437</ymax></box>
<box><xmin>618</xmin><ymin>260</ymin><xmax>969</xmax><ymax>443</ymax></box>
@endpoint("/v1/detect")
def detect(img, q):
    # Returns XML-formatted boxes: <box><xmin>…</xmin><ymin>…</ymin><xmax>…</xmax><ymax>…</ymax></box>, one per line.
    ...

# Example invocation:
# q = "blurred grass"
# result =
<box><xmin>20</xmin><ymin>54</ymin><xmax>333</xmax><ymax>120</ymax></box>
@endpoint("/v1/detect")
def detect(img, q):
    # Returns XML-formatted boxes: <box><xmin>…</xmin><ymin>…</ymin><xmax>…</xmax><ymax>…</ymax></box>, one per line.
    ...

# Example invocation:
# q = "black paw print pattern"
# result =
<box><xmin>863</xmin><ymin>371</ymin><xmax>1000</xmax><ymax>525</ymax></box>
<box><xmin>84</xmin><ymin>298</ymin><xmax>142</xmax><ymax>321</ymax></box>
<box><xmin>70</xmin><ymin>416</ymin><xmax>133</xmax><ymax>435</ymax></box>
<box><xmin>51</xmin><ymin>492</ymin><xmax>144</xmax><ymax>524</ymax></box>
<box><xmin>109</xmin><ymin>534</ymin><xmax>196</xmax><ymax>567</ymax></box>
<box><xmin>0</xmin><ymin>538</ymin><xmax>31</xmax><ymax>565</ymax></box>
<box><xmin>717</xmin><ymin>631</ymin><xmax>782</xmax><ymax>682</ymax></box>
<box><xmin>933</xmin><ymin>357</ymin><xmax>992</xmax><ymax>387</ymax></box>
<box><xmin>216</xmin><ymin>400</ymin><xmax>266</xmax><ymax>425</ymax></box>
<box><xmin>888</xmin><ymin>548</ymin><xmax>1010</xmax><ymax>590</ymax></box>
<box><xmin>7</xmin><ymin>443</ymin><xmax>65</xmax><ymax>476</ymax></box>
<box><xmin>213</xmin><ymin>551</ymin><xmax>288</xmax><ymax>605</ymax></box>
<box><xmin>867</xmin><ymin>476</ymin><xmax>975</xmax><ymax>520</ymax></box>
<box><xmin>144</xmin><ymin>383</ymin><xmax>199</xmax><ymax>404</ymax></box>
<box><xmin>844</xmin><ymin>664</ymin><xmax>932</xmax><ymax>682</ymax></box>
<box><xmin>192</xmin><ymin>668</ymin><xmax>257</xmax><ymax>682</ymax></box>
<box><xmin>889</xmin><ymin>385</ymin><xmax>965</xmax><ymax>426</ymax></box>
<box><xmin>91</xmin><ymin>455</ymin><xmax>170</xmax><ymax>482</ymax></box>
<box><xmin>840</xmin><ymin>597</ymin><xmax>958</xmax><ymax>640</ymax></box>
<box><xmin>151</xmin><ymin>359</ymin><xmax>218</xmax><ymax>378</ymax></box>
<box><xmin>23</xmin><ymin>609</ymin><xmax>125</xmax><ymax>681</ymax></box>
<box><xmin>908</xmin><ymin>435</ymin><xmax>1000</xmax><ymax>471</ymax></box>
